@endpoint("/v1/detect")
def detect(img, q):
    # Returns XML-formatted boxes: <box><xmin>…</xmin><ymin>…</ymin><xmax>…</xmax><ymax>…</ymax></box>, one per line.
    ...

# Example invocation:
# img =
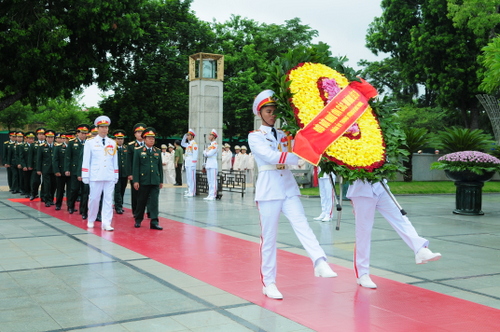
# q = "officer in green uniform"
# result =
<box><xmin>3</xmin><ymin>131</ymin><xmax>16</xmax><ymax>192</ymax></box>
<box><xmin>65</xmin><ymin>124</ymin><xmax>89</xmax><ymax>218</ymax></box>
<box><xmin>53</xmin><ymin>133</ymin><xmax>70</xmax><ymax>210</ymax></box>
<box><xmin>133</xmin><ymin>127</ymin><xmax>163</xmax><ymax>230</ymax></box>
<box><xmin>113</xmin><ymin>129</ymin><xmax>129</xmax><ymax>214</ymax></box>
<box><xmin>10</xmin><ymin>131</ymin><xmax>23</xmax><ymax>194</ymax></box>
<box><xmin>128</xmin><ymin>123</ymin><xmax>147</xmax><ymax>215</ymax></box>
<box><xmin>31</xmin><ymin>128</ymin><xmax>46</xmax><ymax>200</ymax></box>
<box><xmin>19</xmin><ymin>131</ymin><xmax>36</xmax><ymax>198</ymax></box>
<box><xmin>37</xmin><ymin>130</ymin><xmax>57</xmax><ymax>206</ymax></box>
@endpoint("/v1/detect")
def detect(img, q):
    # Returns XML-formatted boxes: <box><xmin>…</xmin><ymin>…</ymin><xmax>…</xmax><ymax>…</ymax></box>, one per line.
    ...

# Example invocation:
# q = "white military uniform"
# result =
<box><xmin>346</xmin><ymin>179</ymin><xmax>429</xmax><ymax>278</ymax></box>
<box><xmin>203</xmin><ymin>139</ymin><xmax>218</xmax><ymax>199</ymax></box>
<box><xmin>317</xmin><ymin>167</ymin><xmax>335</xmax><ymax>220</ymax></box>
<box><xmin>221</xmin><ymin>146</ymin><xmax>232</xmax><ymax>170</ymax></box>
<box><xmin>181</xmin><ymin>131</ymin><xmax>198</xmax><ymax>196</ymax></box>
<box><xmin>82</xmin><ymin>134</ymin><xmax>119</xmax><ymax>229</ymax></box>
<box><xmin>249</xmin><ymin>124</ymin><xmax>328</xmax><ymax>287</ymax></box>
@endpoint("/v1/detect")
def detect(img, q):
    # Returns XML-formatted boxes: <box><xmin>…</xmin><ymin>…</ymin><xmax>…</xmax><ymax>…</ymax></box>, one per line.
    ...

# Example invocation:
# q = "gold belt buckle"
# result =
<box><xmin>276</xmin><ymin>165</ymin><xmax>285</xmax><ymax>170</ymax></box>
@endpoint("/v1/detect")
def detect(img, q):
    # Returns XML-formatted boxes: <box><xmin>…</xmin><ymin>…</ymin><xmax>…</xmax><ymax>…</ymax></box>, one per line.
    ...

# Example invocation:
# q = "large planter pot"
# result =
<box><xmin>445</xmin><ymin>170</ymin><xmax>495</xmax><ymax>216</ymax></box>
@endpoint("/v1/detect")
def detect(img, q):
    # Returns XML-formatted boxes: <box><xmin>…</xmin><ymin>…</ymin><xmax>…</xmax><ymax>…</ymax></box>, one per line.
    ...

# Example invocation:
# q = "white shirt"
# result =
<box><xmin>248</xmin><ymin>125</ymin><xmax>299</xmax><ymax>201</ymax></box>
<box><xmin>203</xmin><ymin>141</ymin><xmax>218</xmax><ymax>169</ymax></box>
<box><xmin>81</xmin><ymin>135</ymin><xmax>119</xmax><ymax>182</ymax></box>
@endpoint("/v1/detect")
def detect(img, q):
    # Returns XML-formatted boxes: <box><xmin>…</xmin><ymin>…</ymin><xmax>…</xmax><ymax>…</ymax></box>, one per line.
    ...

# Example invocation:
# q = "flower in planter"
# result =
<box><xmin>431</xmin><ymin>151</ymin><xmax>500</xmax><ymax>175</ymax></box>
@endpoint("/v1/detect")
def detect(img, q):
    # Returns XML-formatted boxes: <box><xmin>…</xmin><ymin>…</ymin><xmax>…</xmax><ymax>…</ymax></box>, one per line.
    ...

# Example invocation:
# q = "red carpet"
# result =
<box><xmin>12</xmin><ymin>198</ymin><xmax>500</xmax><ymax>331</ymax></box>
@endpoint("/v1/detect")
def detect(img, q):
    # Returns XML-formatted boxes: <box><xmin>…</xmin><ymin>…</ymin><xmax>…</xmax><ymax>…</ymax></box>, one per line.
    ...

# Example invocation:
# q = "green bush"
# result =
<box><xmin>434</xmin><ymin>127</ymin><xmax>495</xmax><ymax>153</ymax></box>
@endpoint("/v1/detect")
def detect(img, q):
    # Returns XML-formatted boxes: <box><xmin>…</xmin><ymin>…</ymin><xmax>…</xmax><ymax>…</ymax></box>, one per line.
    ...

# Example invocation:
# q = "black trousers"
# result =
<box><xmin>55</xmin><ymin>175</ymin><xmax>70</xmax><ymax>208</ymax></box>
<box><xmin>175</xmin><ymin>165</ymin><xmax>182</xmax><ymax>185</ymax></box>
<box><xmin>41</xmin><ymin>173</ymin><xmax>56</xmax><ymax>203</ymax></box>
<box><xmin>114</xmin><ymin>177</ymin><xmax>128</xmax><ymax>210</ymax></box>
<box><xmin>22</xmin><ymin>169</ymin><xmax>32</xmax><ymax>196</ymax></box>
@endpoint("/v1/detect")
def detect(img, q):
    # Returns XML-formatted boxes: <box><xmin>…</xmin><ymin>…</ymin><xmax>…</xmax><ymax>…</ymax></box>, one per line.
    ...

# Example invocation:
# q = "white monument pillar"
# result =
<box><xmin>188</xmin><ymin>53</ymin><xmax>224</xmax><ymax>170</ymax></box>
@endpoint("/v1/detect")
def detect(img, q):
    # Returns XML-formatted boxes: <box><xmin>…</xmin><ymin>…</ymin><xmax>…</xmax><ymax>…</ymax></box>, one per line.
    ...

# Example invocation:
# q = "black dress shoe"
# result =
<box><xmin>134</xmin><ymin>222</ymin><xmax>141</xmax><ymax>228</ymax></box>
<box><xmin>68</xmin><ymin>208</ymin><xmax>75</xmax><ymax>214</ymax></box>
<box><xmin>25</xmin><ymin>195</ymin><xmax>30</xmax><ymax>199</ymax></box>
<box><xmin>116</xmin><ymin>209</ymin><xmax>124</xmax><ymax>214</ymax></box>
<box><xmin>29</xmin><ymin>196</ymin><xmax>35</xmax><ymax>201</ymax></box>
<box><xmin>45</xmin><ymin>202</ymin><xmax>51</xmax><ymax>207</ymax></box>
<box><xmin>50</xmin><ymin>202</ymin><xmax>55</xmax><ymax>205</ymax></box>
<box><xmin>150</xmin><ymin>224</ymin><xmax>163</xmax><ymax>230</ymax></box>
<box><xmin>55</xmin><ymin>206</ymin><xmax>61</xmax><ymax>211</ymax></box>
<box><xmin>96</xmin><ymin>216</ymin><xmax>101</xmax><ymax>222</ymax></box>
<box><xmin>82</xmin><ymin>214</ymin><xmax>88</xmax><ymax>219</ymax></box>
<box><xmin>12</xmin><ymin>191</ymin><xmax>20</xmax><ymax>194</ymax></box>
<box><xmin>146</xmin><ymin>212</ymin><xmax>151</xmax><ymax>218</ymax></box>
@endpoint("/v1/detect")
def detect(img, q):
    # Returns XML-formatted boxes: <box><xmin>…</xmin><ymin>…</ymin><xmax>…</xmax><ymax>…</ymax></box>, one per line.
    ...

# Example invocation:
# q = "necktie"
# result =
<box><xmin>271</xmin><ymin>128</ymin><xmax>277</xmax><ymax>140</ymax></box>
<box><xmin>102</xmin><ymin>138</ymin><xmax>105</xmax><ymax>146</ymax></box>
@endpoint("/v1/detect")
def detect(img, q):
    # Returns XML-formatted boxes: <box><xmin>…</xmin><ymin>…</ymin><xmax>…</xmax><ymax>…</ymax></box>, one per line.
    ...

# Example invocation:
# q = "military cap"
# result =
<box><xmin>161</xmin><ymin>144</ymin><xmax>167</xmax><ymax>149</ymax></box>
<box><xmin>76</xmin><ymin>124</ymin><xmax>90</xmax><ymax>133</ymax></box>
<box><xmin>187</xmin><ymin>128</ymin><xmax>196</xmax><ymax>137</ymax></box>
<box><xmin>253</xmin><ymin>90</ymin><xmax>277</xmax><ymax>115</ymax></box>
<box><xmin>241</xmin><ymin>145</ymin><xmax>247</xmax><ymax>150</ymax></box>
<box><xmin>234</xmin><ymin>145</ymin><xmax>241</xmax><ymax>150</ymax></box>
<box><xmin>141</xmin><ymin>127</ymin><xmax>156</xmax><ymax>138</ymax></box>
<box><xmin>210</xmin><ymin>129</ymin><xmax>218</xmax><ymax>138</ymax></box>
<box><xmin>224</xmin><ymin>143</ymin><xmax>231</xmax><ymax>148</ymax></box>
<box><xmin>8</xmin><ymin>131</ymin><xmax>16</xmax><ymax>136</ymax></box>
<box><xmin>16</xmin><ymin>131</ymin><xmax>24</xmax><ymax>137</ymax></box>
<box><xmin>35</xmin><ymin>127</ymin><xmax>46</xmax><ymax>134</ymax></box>
<box><xmin>25</xmin><ymin>132</ymin><xmax>36</xmax><ymax>138</ymax></box>
<box><xmin>168</xmin><ymin>143</ymin><xmax>174</xmax><ymax>149</ymax></box>
<box><xmin>45</xmin><ymin>130</ymin><xmax>56</xmax><ymax>137</ymax></box>
<box><xmin>95</xmin><ymin>115</ymin><xmax>111</xmax><ymax>127</ymax></box>
<box><xmin>90</xmin><ymin>125</ymin><xmax>98</xmax><ymax>133</ymax></box>
<box><xmin>113</xmin><ymin>129</ymin><xmax>127</xmax><ymax>138</ymax></box>
<box><xmin>133</xmin><ymin>123</ymin><xmax>147</xmax><ymax>133</ymax></box>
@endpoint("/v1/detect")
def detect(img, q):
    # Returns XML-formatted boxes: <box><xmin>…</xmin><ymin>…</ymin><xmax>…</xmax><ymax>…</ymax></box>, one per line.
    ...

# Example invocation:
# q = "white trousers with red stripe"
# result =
<box><xmin>88</xmin><ymin>181</ymin><xmax>115</xmax><ymax>228</ymax></box>
<box><xmin>206</xmin><ymin>167</ymin><xmax>217</xmax><ymax>198</ymax></box>
<box><xmin>351</xmin><ymin>191</ymin><xmax>429</xmax><ymax>278</ymax></box>
<box><xmin>318</xmin><ymin>177</ymin><xmax>333</xmax><ymax>218</ymax></box>
<box><xmin>185</xmin><ymin>166</ymin><xmax>196</xmax><ymax>196</ymax></box>
<box><xmin>257</xmin><ymin>196</ymin><xmax>326</xmax><ymax>287</ymax></box>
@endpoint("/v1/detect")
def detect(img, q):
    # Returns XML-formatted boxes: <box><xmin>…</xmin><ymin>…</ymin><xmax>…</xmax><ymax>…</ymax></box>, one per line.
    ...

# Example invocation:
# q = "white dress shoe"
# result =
<box><xmin>313</xmin><ymin>214</ymin><xmax>325</xmax><ymax>220</ymax></box>
<box><xmin>415</xmin><ymin>247</ymin><xmax>442</xmax><ymax>264</ymax></box>
<box><xmin>101</xmin><ymin>225</ymin><xmax>114</xmax><ymax>231</ymax></box>
<box><xmin>314</xmin><ymin>260</ymin><xmax>337</xmax><ymax>277</ymax></box>
<box><xmin>204</xmin><ymin>197</ymin><xmax>215</xmax><ymax>201</ymax></box>
<box><xmin>262</xmin><ymin>283</ymin><xmax>283</xmax><ymax>300</ymax></box>
<box><xmin>321</xmin><ymin>216</ymin><xmax>331</xmax><ymax>222</ymax></box>
<box><xmin>184</xmin><ymin>194</ymin><xmax>194</xmax><ymax>197</ymax></box>
<box><xmin>357</xmin><ymin>274</ymin><xmax>377</xmax><ymax>288</ymax></box>
<box><xmin>87</xmin><ymin>222</ymin><xmax>94</xmax><ymax>229</ymax></box>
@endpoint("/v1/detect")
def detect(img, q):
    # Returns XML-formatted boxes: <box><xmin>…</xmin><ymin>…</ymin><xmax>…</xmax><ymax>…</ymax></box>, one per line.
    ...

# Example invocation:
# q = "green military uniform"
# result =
<box><xmin>113</xmin><ymin>129</ymin><xmax>129</xmax><ymax>214</ymax></box>
<box><xmin>37</xmin><ymin>131</ymin><xmax>56</xmax><ymax>206</ymax></box>
<box><xmin>3</xmin><ymin>132</ymin><xmax>16</xmax><ymax>191</ymax></box>
<box><xmin>53</xmin><ymin>138</ymin><xmax>69</xmax><ymax>210</ymax></box>
<box><xmin>128</xmin><ymin>123</ymin><xmax>147</xmax><ymax>214</ymax></box>
<box><xmin>19</xmin><ymin>132</ymin><xmax>35</xmax><ymax>198</ymax></box>
<box><xmin>132</xmin><ymin>127</ymin><xmax>163</xmax><ymax>230</ymax></box>
<box><xmin>65</xmin><ymin>124</ymin><xmax>89</xmax><ymax>217</ymax></box>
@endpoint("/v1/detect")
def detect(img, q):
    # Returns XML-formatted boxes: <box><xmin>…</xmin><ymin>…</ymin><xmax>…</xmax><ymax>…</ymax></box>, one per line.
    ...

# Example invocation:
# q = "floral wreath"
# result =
<box><xmin>287</xmin><ymin>62</ymin><xmax>386</xmax><ymax>171</ymax></box>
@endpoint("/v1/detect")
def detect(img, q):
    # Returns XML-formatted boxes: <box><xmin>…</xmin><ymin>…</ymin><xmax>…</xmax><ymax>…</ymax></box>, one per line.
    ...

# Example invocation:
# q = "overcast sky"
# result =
<box><xmin>81</xmin><ymin>0</ymin><xmax>384</xmax><ymax>107</ymax></box>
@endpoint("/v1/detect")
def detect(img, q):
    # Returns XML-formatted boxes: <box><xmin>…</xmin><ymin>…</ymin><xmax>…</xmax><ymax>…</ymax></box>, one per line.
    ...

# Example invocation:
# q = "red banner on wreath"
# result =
<box><xmin>293</xmin><ymin>80</ymin><xmax>377</xmax><ymax>165</ymax></box>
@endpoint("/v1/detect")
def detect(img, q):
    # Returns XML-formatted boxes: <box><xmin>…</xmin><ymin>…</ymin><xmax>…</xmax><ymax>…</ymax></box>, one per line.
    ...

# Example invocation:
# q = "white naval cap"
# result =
<box><xmin>210</xmin><ymin>129</ymin><xmax>218</xmax><ymax>138</ymax></box>
<box><xmin>187</xmin><ymin>128</ymin><xmax>196</xmax><ymax>137</ymax></box>
<box><xmin>241</xmin><ymin>145</ymin><xmax>247</xmax><ymax>150</ymax></box>
<box><xmin>94</xmin><ymin>115</ymin><xmax>111</xmax><ymax>127</ymax></box>
<box><xmin>252</xmin><ymin>90</ymin><xmax>277</xmax><ymax>115</ymax></box>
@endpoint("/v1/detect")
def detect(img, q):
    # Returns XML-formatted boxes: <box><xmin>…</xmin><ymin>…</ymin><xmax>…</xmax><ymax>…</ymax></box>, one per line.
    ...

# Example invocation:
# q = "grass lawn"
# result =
<box><xmin>300</xmin><ymin>181</ymin><xmax>500</xmax><ymax>196</ymax></box>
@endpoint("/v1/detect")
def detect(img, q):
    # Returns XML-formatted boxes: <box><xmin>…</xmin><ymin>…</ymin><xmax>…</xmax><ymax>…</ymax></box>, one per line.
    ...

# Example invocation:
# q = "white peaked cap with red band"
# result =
<box><xmin>253</xmin><ymin>90</ymin><xmax>276</xmax><ymax>115</ymax></box>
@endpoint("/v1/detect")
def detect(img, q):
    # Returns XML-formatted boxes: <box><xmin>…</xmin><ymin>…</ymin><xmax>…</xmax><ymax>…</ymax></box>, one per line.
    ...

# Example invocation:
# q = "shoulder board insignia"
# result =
<box><xmin>128</xmin><ymin>141</ymin><xmax>136</xmax><ymax>145</ymax></box>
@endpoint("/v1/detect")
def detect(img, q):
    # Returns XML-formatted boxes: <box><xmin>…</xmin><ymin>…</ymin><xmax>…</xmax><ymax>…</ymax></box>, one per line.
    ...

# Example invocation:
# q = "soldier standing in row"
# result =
<box><xmin>37</xmin><ymin>130</ymin><xmax>56</xmax><ymax>207</ymax></box>
<box><xmin>31</xmin><ymin>128</ymin><xmax>46</xmax><ymax>200</ymax></box>
<box><xmin>14</xmin><ymin>131</ymin><xmax>26</xmax><ymax>195</ymax></box>
<box><xmin>53</xmin><ymin>133</ymin><xmax>70</xmax><ymax>211</ymax></box>
<box><xmin>82</xmin><ymin>116</ymin><xmax>118</xmax><ymax>231</ymax></box>
<box><xmin>2</xmin><ymin>131</ymin><xmax>16</xmax><ymax>192</ymax></box>
<box><xmin>202</xmin><ymin>129</ymin><xmax>218</xmax><ymax>200</ymax></box>
<box><xmin>181</xmin><ymin>128</ymin><xmax>198</xmax><ymax>197</ymax></box>
<box><xmin>19</xmin><ymin>132</ymin><xmax>36</xmax><ymax>199</ymax></box>
<box><xmin>221</xmin><ymin>143</ymin><xmax>232</xmax><ymax>171</ymax></box>
<box><xmin>128</xmin><ymin>123</ymin><xmax>147</xmax><ymax>214</ymax></box>
<box><xmin>113</xmin><ymin>129</ymin><xmax>129</xmax><ymax>215</ymax></box>
<box><xmin>65</xmin><ymin>124</ymin><xmax>89</xmax><ymax>218</ymax></box>
<box><xmin>173</xmin><ymin>140</ymin><xmax>183</xmax><ymax>186</ymax></box>
<box><xmin>133</xmin><ymin>128</ymin><xmax>163</xmax><ymax>230</ymax></box>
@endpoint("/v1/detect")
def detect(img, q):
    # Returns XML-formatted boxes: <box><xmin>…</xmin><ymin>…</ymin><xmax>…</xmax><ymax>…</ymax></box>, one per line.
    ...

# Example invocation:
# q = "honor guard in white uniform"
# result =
<box><xmin>221</xmin><ymin>143</ymin><xmax>232</xmax><ymax>170</ymax></box>
<box><xmin>248</xmin><ymin>90</ymin><xmax>337</xmax><ymax>300</ymax></box>
<box><xmin>82</xmin><ymin>116</ymin><xmax>119</xmax><ymax>231</ymax></box>
<box><xmin>314</xmin><ymin>168</ymin><xmax>335</xmax><ymax>222</ymax></box>
<box><xmin>202</xmin><ymin>129</ymin><xmax>218</xmax><ymax>200</ymax></box>
<box><xmin>181</xmin><ymin>128</ymin><xmax>198</xmax><ymax>197</ymax></box>
<box><xmin>347</xmin><ymin>179</ymin><xmax>442</xmax><ymax>288</ymax></box>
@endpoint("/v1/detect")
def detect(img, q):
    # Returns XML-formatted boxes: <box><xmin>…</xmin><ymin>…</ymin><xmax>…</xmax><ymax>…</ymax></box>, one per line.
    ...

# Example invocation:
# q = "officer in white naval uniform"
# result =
<box><xmin>347</xmin><ymin>179</ymin><xmax>442</xmax><ymax>288</ymax></box>
<box><xmin>82</xmin><ymin>115</ymin><xmax>119</xmax><ymax>231</ymax></box>
<box><xmin>181</xmin><ymin>128</ymin><xmax>198</xmax><ymax>197</ymax></box>
<box><xmin>202</xmin><ymin>129</ymin><xmax>218</xmax><ymax>200</ymax></box>
<box><xmin>248</xmin><ymin>90</ymin><xmax>337</xmax><ymax>300</ymax></box>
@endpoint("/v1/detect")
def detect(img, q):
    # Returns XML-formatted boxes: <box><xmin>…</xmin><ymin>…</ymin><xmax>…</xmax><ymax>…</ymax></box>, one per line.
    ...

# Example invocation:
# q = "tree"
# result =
<box><xmin>31</xmin><ymin>97</ymin><xmax>95</xmax><ymax>131</ymax></box>
<box><xmin>401</xmin><ymin>128</ymin><xmax>434</xmax><ymax>181</ymax></box>
<box><xmin>99</xmin><ymin>0</ymin><xmax>215</xmax><ymax>137</ymax></box>
<box><xmin>0</xmin><ymin>101</ymin><xmax>34</xmax><ymax>131</ymax></box>
<box><xmin>0</xmin><ymin>0</ymin><xmax>145</xmax><ymax>112</ymax></box>
<box><xmin>210</xmin><ymin>16</ymin><xmax>320</xmax><ymax>139</ymax></box>
<box><xmin>365</xmin><ymin>0</ymin><xmax>490</xmax><ymax>129</ymax></box>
